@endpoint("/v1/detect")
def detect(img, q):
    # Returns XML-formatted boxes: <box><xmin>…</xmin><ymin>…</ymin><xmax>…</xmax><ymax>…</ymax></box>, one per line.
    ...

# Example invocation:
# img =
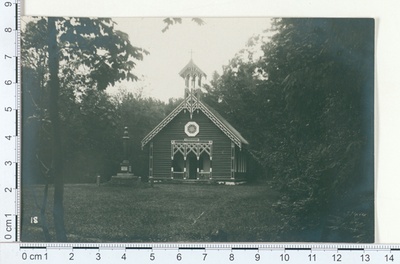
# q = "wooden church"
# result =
<box><xmin>141</xmin><ymin>59</ymin><xmax>250</xmax><ymax>184</ymax></box>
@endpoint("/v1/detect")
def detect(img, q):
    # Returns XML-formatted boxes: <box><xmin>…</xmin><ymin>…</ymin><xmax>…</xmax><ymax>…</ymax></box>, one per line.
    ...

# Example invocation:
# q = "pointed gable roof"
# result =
<box><xmin>202</xmin><ymin>102</ymin><xmax>249</xmax><ymax>145</ymax></box>
<box><xmin>141</xmin><ymin>93</ymin><xmax>249</xmax><ymax>149</ymax></box>
<box><xmin>179</xmin><ymin>59</ymin><xmax>207</xmax><ymax>79</ymax></box>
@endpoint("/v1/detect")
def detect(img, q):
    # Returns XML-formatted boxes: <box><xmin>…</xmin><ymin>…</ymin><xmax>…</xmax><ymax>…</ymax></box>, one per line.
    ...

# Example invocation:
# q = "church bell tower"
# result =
<box><xmin>179</xmin><ymin>57</ymin><xmax>207</xmax><ymax>99</ymax></box>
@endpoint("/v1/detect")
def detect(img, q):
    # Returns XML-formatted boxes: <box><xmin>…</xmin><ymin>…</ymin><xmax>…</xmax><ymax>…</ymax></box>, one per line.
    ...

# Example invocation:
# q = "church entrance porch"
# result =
<box><xmin>187</xmin><ymin>153</ymin><xmax>197</xmax><ymax>179</ymax></box>
<box><xmin>171</xmin><ymin>140</ymin><xmax>212</xmax><ymax>180</ymax></box>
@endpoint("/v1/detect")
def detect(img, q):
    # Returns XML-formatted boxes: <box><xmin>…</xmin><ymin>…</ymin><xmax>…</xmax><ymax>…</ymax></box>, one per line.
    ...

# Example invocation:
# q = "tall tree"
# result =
<box><xmin>204</xmin><ymin>18</ymin><xmax>374</xmax><ymax>242</ymax></box>
<box><xmin>23</xmin><ymin>17</ymin><xmax>148</xmax><ymax>241</ymax></box>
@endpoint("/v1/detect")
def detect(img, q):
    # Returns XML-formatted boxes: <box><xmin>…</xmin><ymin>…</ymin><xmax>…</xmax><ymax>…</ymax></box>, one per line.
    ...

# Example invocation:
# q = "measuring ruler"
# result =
<box><xmin>1</xmin><ymin>243</ymin><xmax>400</xmax><ymax>263</ymax></box>
<box><xmin>0</xmin><ymin>0</ymin><xmax>20</xmax><ymax>245</ymax></box>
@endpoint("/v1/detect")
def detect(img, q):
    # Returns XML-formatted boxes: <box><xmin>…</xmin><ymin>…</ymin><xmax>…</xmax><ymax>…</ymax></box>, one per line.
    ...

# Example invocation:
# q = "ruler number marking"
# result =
<box><xmin>150</xmin><ymin>252</ymin><xmax>155</xmax><ymax>261</ymax></box>
<box><xmin>309</xmin><ymin>254</ymin><xmax>317</xmax><ymax>262</ymax></box>
<box><xmin>229</xmin><ymin>253</ymin><xmax>234</xmax><ymax>261</ymax></box>
<box><xmin>121</xmin><ymin>253</ymin><xmax>126</xmax><ymax>260</ymax></box>
<box><xmin>4</xmin><ymin>187</ymin><xmax>12</xmax><ymax>192</ymax></box>
<box><xmin>255</xmin><ymin>253</ymin><xmax>260</xmax><ymax>261</ymax></box>
<box><xmin>4</xmin><ymin>213</ymin><xmax>13</xmax><ymax>240</ymax></box>
<box><xmin>332</xmin><ymin>254</ymin><xmax>342</xmax><ymax>262</ymax></box>
<box><xmin>69</xmin><ymin>252</ymin><xmax>74</xmax><ymax>260</ymax></box>
<box><xmin>4</xmin><ymin>1</ymin><xmax>12</xmax><ymax>7</ymax></box>
<box><xmin>21</xmin><ymin>252</ymin><xmax>48</xmax><ymax>261</ymax></box>
<box><xmin>4</xmin><ymin>54</ymin><xmax>12</xmax><ymax>59</ymax></box>
<box><xmin>203</xmin><ymin>253</ymin><xmax>207</xmax><ymax>261</ymax></box>
<box><xmin>361</xmin><ymin>254</ymin><xmax>370</xmax><ymax>262</ymax></box>
<box><xmin>96</xmin><ymin>253</ymin><xmax>101</xmax><ymax>261</ymax></box>
<box><xmin>4</xmin><ymin>27</ymin><xmax>12</xmax><ymax>33</ymax></box>
<box><xmin>280</xmin><ymin>254</ymin><xmax>290</xmax><ymax>262</ymax></box>
<box><xmin>385</xmin><ymin>255</ymin><xmax>394</xmax><ymax>262</ymax></box>
<box><xmin>177</xmin><ymin>253</ymin><xmax>182</xmax><ymax>261</ymax></box>
<box><xmin>5</xmin><ymin>80</ymin><xmax>12</xmax><ymax>85</ymax></box>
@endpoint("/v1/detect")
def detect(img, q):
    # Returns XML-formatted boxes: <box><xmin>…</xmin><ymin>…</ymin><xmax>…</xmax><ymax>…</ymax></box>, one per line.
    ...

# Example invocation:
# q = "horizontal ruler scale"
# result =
<box><xmin>2</xmin><ymin>243</ymin><xmax>400</xmax><ymax>264</ymax></box>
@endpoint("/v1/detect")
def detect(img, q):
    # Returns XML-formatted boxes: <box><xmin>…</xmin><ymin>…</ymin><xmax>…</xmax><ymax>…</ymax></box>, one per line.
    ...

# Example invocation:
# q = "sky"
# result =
<box><xmin>109</xmin><ymin>18</ymin><xmax>272</xmax><ymax>102</ymax></box>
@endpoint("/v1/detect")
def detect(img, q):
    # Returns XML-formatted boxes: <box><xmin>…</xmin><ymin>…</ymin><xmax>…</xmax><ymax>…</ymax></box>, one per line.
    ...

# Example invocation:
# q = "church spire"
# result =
<box><xmin>190</xmin><ymin>49</ymin><xmax>194</xmax><ymax>60</ymax></box>
<box><xmin>179</xmin><ymin>56</ymin><xmax>207</xmax><ymax>99</ymax></box>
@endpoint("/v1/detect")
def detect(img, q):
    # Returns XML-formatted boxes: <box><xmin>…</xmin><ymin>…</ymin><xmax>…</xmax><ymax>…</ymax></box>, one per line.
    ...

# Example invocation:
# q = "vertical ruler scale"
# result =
<box><xmin>0</xmin><ymin>0</ymin><xmax>20</xmax><ymax>243</ymax></box>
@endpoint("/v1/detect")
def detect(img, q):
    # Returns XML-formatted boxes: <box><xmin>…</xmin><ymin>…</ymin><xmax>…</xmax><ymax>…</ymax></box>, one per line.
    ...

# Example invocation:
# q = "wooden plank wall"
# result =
<box><xmin>150</xmin><ymin>110</ymin><xmax>232</xmax><ymax>179</ymax></box>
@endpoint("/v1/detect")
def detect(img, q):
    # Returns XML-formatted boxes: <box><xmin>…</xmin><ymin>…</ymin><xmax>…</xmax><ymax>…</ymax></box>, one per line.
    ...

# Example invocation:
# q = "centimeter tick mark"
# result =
<box><xmin>126</xmin><ymin>247</ymin><xmax>153</xmax><ymax>250</ymax></box>
<box><xmin>285</xmin><ymin>248</ymin><xmax>312</xmax><ymax>251</ymax></box>
<box><xmin>15</xmin><ymin>162</ymin><xmax>18</xmax><ymax>188</ymax></box>
<box><xmin>231</xmin><ymin>247</ymin><xmax>259</xmax><ymax>250</ymax></box>
<box><xmin>15</xmin><ymin>56</ymin><xmax>18</xmax><ymax>83</ymax></box>
<box><xmin>338</xmin><ymin>248</ymin><xmax>364</xmax><ymax>251</ymax></box>
<box><xmin>15</xmin><ymin>109</ymin><xmax>18</xmax><ymax>136</ymax></box>
<box><xmin>15</xmin><ymin>215</ymin><xmax>18</xmax><ymax>239</ymax></box>
<box><xmin>20</xmin><ymin>246</ymin><xmax>47</xmax><ymax>249</ymax></box>
<box><xmin>179</xmin><ymin>247</ymin><xmax>206</xmax><ymax>250</ymax></box>
<box><xmin>15</xmin><ymin>3</ymin><xmax>18</xmax><ymax>30</ymax></box>
<box><xmin>72</xmin><ymin>246</ymin><xmax>100</xmax><ymax>250</ymax></box>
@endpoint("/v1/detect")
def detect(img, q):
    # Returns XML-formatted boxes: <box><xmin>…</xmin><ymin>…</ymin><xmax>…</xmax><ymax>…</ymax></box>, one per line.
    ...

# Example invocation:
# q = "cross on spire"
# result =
<box><xmin>189</xmin><ymin>49</ymin><xmax>194</xmax><ymax>60</ymax></box>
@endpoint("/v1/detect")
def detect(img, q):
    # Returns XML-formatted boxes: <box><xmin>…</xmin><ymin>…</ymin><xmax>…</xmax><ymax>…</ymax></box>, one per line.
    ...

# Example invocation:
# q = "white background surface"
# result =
<box><xmin>22</xmin><ymin>0</ymin><xmax>400</xmax><ymax>243</ymax></box>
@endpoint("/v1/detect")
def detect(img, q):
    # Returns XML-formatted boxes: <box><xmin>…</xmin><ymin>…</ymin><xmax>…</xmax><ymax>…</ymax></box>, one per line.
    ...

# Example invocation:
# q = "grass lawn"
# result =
<box><xmin>21</xmin><ymin>182</ymin><xmax>284</xmax><ymax>242</ymax></box>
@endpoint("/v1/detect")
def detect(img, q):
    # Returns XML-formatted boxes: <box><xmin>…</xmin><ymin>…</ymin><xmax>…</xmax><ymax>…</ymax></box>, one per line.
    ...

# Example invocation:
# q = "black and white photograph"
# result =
<box><xmin>21</xmin><ymin>17</ymin><xmax>374</xmax><ymax>243</ymax></box>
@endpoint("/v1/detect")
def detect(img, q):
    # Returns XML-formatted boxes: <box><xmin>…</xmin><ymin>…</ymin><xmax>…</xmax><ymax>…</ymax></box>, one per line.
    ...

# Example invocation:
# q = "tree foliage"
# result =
<box><xmin>22</xmin><ymin>16</ymin><xmax>204</xmax><ymax>242</ymax></box>
<box><xmin>162</xmin><ymin>17</ymin><xmax>205</xmax><ymax>32</ymax></box>
<box><xmin>22</xmin><ymin>17</ymin><xmax>148</xmax><ymax>241</ymax></box>
<box><xmin>203</xmin><ymin>18</ymin><xmax>374</xmax><ymax>242</ymax></box>
<box><xmin>111</xmin><ymin>89</ymin><xmax>180</xmax><ymax>179</ymax></box>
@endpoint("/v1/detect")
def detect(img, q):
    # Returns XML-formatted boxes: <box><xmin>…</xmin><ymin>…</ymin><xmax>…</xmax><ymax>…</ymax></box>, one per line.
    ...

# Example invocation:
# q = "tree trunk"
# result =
<box><xmin>40</xmin><ymin>183</ymin><xmax>51</xmax><ymax>242</ymax></box>
<box><xmin>47</xmin><ymin>17</ymin><xmax>67</xmax><ymax>242</ymax></box>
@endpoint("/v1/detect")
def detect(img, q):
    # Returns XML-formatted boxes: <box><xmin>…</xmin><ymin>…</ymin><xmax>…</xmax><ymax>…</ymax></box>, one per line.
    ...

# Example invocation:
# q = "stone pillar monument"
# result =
<box><xmin>110</xmin><ymin>127</ymin><xmax>138</xmax><ymax>185</ymax></box>
<box><xmin>120</xmin><ymin>127</ymin><xmax>132</xmax><ymax>173</ymax></box>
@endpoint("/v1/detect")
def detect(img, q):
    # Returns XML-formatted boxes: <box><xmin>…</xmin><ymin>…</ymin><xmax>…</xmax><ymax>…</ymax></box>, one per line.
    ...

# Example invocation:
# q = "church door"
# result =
<box><xmin>187</xmin><ymin>153</ymin><xmax>198</xmax><ymax>179</ymax></box>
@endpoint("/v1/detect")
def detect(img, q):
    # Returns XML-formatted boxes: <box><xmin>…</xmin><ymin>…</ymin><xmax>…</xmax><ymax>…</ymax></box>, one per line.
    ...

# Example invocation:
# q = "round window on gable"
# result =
<box><xmin>185</xmin><ymin>121</ymin><xmax>199</xmax><ymax>137</ymax></box>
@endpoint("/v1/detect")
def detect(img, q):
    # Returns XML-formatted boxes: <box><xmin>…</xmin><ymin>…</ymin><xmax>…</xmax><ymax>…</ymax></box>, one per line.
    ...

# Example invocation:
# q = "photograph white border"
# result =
<box><xmin>21</xmin><ymin>0</ymin><xmax>399</xmax><ymax>243</ymax></box>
